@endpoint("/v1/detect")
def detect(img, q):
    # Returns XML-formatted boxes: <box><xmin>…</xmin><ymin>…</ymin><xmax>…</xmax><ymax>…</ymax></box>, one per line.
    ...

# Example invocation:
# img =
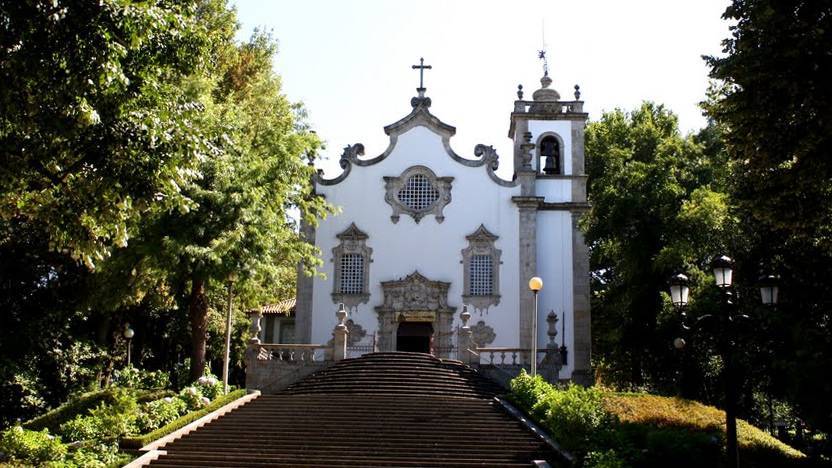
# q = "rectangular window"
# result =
<box><xmin>263</xmin><ymin>315</ymin><xmax>275</xmax><ymax>343</ymax></box>
<box><xmin>469</xmin><ymin>255</ymin><xmax>494</xmax><ymax>296</ymax></box>
<box><xmin>279</xmin><ymin>320</ymin><xmax>295</xmax><ymax>344</ymax></box>
<box><xmin>339</xmin><ymin>253</ymin><xmax>364</xmax><ymax>294</ymax></box>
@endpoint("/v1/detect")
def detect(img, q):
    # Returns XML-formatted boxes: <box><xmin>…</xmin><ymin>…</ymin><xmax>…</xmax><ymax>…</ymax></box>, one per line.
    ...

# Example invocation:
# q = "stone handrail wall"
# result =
<box><xmin>256</xmin><ymin>343</ymin><xmax>327</xmax><ymax>362</ymax></box>
<box><xmin>513</xmin><ymin>100</ymin><xmax>584</xmax><ymax>114</ymax></box>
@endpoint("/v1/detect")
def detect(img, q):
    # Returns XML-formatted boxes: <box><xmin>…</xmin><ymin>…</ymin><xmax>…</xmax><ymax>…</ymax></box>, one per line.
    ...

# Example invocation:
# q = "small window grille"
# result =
<box><xmin>469</xmin><ymin>255</ymin><xmax>494</xmax><ymax>296</ymax></box>
<box><xmin>397</xmin><ymin>174</ymin><xmax>439</xmax><ymax>211</ymax></box>
<box><xmin>339</xmin><ymin>253</ymin><xmax>364</xmax><ymax>294</ymax></box>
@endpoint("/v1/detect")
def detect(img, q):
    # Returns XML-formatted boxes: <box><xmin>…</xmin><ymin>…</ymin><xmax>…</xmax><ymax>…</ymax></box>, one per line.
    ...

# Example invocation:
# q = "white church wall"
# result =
<box><xmin>528</xmin><ymin>120</ymin><xmax>573</xmax><ymax>175</ymax></box>
<box><xmin>311</xmin><ymin>125</ymin><xmax>523</xmax><ymax>350</ymax></box>
<box><xmin>535</xmin><ymin>210</ymin><xmax>574</xmax><ymax>378</ymax></box>
<box><xmin>535</xmin><ymin>179</ymin><xmax>572</xmax><ymax>202</ymax></box>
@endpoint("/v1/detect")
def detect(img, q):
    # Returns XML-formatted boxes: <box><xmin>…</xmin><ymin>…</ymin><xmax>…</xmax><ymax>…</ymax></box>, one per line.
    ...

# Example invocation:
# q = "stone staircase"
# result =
<box><xmin>144</xmin><ymin>352</ymin><xmax>567</xmax><ymax>467</ymax></box>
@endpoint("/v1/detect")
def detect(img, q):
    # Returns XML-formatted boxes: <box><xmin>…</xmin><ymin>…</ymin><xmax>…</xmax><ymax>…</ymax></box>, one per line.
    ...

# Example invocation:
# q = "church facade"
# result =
<box><xmin>294</xmin><ymin>67</ymin><xmax>591</xmax><ymax>383</ymax></box>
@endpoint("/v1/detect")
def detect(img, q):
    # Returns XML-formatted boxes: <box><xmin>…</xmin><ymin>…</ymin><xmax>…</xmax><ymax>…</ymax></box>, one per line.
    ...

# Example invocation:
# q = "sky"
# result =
<box><xmin>232</xmin><ymin>0</ymin><xmax>732</xmax><ymax>177</ymax></box>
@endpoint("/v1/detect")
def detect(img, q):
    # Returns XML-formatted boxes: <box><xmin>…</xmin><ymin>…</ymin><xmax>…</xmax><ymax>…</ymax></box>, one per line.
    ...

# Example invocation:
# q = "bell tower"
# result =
<box><xmin>508</xmin><ymin>65</ymin><xmax>592</xmax><ymax>384</ymax></box>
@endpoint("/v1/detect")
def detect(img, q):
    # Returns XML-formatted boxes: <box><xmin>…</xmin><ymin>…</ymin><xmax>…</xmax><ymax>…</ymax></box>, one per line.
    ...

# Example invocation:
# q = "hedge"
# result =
<box><xmin>21</xmin><ymin>388</ymin><xmax>173</xmax><ymax>433</ymax></box>
<box><xmin>120</xmin><ymin>389</ymin><xmax>247</xmax><ymax>450</ymax></box>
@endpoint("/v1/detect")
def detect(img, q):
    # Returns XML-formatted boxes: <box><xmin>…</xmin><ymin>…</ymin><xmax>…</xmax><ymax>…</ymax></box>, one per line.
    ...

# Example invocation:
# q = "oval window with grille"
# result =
<box><xmin>397</xmin><ymin>174</ymin><xmax>440</xmax><ymax>211</ymax></box>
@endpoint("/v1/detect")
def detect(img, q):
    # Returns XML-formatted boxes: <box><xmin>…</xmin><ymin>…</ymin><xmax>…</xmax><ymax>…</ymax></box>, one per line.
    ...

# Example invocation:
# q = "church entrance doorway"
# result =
<box><xmin>396</xmin><ymin>322</ymin><xmax>433</xmax><ymax>354</ymax></box>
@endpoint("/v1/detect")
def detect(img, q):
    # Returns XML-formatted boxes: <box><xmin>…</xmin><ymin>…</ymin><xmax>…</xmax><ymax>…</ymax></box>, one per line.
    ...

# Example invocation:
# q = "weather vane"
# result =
<box><xmin>538</xmin><ymin>20</ymin><xmax>549</xmax><ymax>77</ymax></box>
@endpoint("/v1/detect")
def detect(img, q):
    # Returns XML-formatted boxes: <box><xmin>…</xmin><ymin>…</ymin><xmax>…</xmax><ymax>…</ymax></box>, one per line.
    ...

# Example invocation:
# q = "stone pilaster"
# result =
<box><xmin>571</xmin><ymin>211</ymin><xmax>592</xmax><ymax>386</ymax></box>
<box><xmin>512</xmin><ymin>119</ymin><xmax>530</xmax><ymax>177</ymax></box>
<box><xmin>513</xmin><ymin>196</ymin><xmax>542</xmax><ymax>363</ymax></box>
<box><xmin>295</xmin><ymin>214</ymin><xmax>316</xmax><ymax>343</ymax></box>
<box><xmin>571</xmin><ymin>120</ymin><xmax>587</xmax><ymax>202</ymax></box>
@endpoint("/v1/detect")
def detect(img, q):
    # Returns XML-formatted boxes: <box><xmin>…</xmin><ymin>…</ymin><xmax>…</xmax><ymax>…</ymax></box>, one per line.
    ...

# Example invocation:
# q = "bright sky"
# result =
<box><xmin>232</xmin><ymin>0</ymin><xmax>732</xmax><ymax>177</ymax></box>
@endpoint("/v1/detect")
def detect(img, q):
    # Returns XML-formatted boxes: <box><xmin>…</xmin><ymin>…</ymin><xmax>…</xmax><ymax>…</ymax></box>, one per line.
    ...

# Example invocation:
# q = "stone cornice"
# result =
<box><xmin>511</xmin><ymin>196</ymin><xmax>544</xmax><ymax>209</ymax></box>
<box><xmin>539</xmin><ymin>201</ymin><xmax>591</xmax><ymax>212</ymax></box>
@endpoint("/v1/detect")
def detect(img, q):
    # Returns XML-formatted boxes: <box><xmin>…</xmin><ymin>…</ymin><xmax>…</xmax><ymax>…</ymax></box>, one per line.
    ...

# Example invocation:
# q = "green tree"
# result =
<box><xmin>102</xmin><ymin>29</ymin><xmax>330</xmax><ymax>380</ymax></box>
<box><xmin>584</xmin><ymin>103</ymin><xmax>734</xmax><ymax>392</ymax></box>
<box><xmin>705</xmin><ymin>0</ymin><xmax>832</xmax><ymax>431</ymax></box>
<box><xmin>0</xmin><ymin>1</ymin><xmax>228</xmax><ymax>269</ymax></box>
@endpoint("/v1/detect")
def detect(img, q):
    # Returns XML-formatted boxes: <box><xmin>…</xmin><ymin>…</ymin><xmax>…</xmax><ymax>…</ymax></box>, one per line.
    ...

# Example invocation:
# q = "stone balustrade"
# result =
<box><xmin>513</xmin><ymin>100</ymin><xmax>584</xmax><ymax>114</ymax></box>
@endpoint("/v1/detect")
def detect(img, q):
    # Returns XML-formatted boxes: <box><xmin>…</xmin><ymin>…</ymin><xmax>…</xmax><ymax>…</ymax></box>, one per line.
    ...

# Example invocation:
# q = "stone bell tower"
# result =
<box><xmin>509</xmin><ymin>66</ymin><xmax>592</xmax><ymax>385</ymax></box>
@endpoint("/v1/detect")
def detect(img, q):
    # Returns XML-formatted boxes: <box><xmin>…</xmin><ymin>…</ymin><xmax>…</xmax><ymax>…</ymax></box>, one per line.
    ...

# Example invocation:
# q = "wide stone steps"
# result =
<box><xmin>146</xmin><ymin>352</ymin><xmax>564</xmax><ymax>467</ymax></box>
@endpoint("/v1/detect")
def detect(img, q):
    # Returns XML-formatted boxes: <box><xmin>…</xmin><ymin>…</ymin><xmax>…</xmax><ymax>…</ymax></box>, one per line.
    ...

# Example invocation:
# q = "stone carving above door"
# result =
<box><xmin>379</xmin><ymin>271</ymin><xmax>451</xmax><ymax>311</ymax></box>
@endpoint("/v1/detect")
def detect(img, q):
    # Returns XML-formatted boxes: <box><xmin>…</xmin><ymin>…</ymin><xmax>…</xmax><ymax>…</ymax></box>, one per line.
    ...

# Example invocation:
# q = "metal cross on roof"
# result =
<box><xmin>412</xmin><ymin>57</ymin><xmax>432</xmax><ymax>91</ymax></box>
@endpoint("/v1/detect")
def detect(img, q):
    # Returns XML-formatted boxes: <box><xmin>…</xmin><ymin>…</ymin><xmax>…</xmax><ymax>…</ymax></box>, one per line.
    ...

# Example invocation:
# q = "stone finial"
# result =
<box><xmin>336</xmin><ymin>303</ymin><xmax>348</xmax><ymax>331</ymax></box>
<box><xmin>461</xmin><ymin>306</ymin><xmax>471</xmax><ymax>329</ymax></box>
<box><xmin>517</xmin><ymin>84</ymin><xmax>524</xmax><ymax>100</ymax></box>
<box><xmin>574</xmin><ymin>84</ymin><xmax>581</xmax><ymax>100</ymax></box>
<box><xmin>546</xmin><ymin>311</ymin><xmax>559</xmax><ymax>348</ymax></box>
<box><xmin>333</xmin><ymin>303</ymin><xmax>349</xmax><ymax>361</ymax></box>
<box><xmin>248</xmin><ymin>310</ymin><xmax>262</xmax><ymax>345</ymax></box>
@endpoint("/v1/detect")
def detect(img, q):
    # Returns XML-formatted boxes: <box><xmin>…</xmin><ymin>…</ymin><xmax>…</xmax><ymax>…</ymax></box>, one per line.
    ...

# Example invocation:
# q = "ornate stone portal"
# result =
<box><xmin>375</xmin><ymin>271</ymin><xmax>455</xmax><ymax>357</ymax></box>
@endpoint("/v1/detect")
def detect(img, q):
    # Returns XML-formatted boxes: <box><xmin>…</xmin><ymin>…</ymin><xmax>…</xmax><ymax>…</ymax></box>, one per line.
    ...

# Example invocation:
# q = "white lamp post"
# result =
<box><xmin>222</xmin><ymin>274</ymin><xmax>237</xmax><ymax>395</ymax></box>
<box><xmin>123</xmin><ymin>324</ymin><xmax>135</xmax><ymax>367</ymax></box>
<box><xmin>528</xmin><ymin>276</ymin><xmax>543</xmax><ymax>377</ymax></box>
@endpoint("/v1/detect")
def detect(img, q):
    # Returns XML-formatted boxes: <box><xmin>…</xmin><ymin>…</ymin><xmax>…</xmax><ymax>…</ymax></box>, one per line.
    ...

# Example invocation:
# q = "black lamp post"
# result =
<box><xmin>669</xmin><ymin>256</ymin><xmax>778</xmax><ymax>468</ymax></box>
<box><xmin>123</xmin><ymin>324</ymin><xmax>135</xmax><ymax>367</ymax></box>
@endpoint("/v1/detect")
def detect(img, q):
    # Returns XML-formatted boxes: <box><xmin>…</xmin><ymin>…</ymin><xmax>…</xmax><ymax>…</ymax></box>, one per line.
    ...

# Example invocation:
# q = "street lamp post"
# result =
<box><xmin>528</xmin><ymin>276</ymin><xmax>543</xmax><ymax>377</ymax></box>
<box><xmin>670</xmin><ymin>256</ymin><xmax>778</xmax><ymax>468</ymax></box>
<box><xmin>123</xmin><ymin>324</ymin><xmax>135</xmax><ymax>367</ymax></box>
<box><xmin>222</xmin><ymin>274</ymin><xmax>237</xmax><ymax>395</ymax></box>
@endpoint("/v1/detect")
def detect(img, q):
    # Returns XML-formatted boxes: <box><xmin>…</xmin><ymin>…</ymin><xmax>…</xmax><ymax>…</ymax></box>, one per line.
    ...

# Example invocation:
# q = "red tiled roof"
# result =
<box><xmin>249</xmin><ymin>297</ymin><xmax>296</xmax><ymax>315</ymax></box>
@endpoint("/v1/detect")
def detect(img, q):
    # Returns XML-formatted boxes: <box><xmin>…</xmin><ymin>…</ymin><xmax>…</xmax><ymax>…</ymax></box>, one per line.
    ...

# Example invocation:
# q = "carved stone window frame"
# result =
<box><xmin>383</xmin><ymin>165</ymin><xmax>454</xmax><ymax>224</ymax></box>
<box><xmin>331</xmin><ymin>223</ymin><xmax>372</xmax><ymax>309</ymax></box>
<box><xmin>461</xmin><ymin>225</ymin><xmax>501</xmax><ymax>311</ymax></box>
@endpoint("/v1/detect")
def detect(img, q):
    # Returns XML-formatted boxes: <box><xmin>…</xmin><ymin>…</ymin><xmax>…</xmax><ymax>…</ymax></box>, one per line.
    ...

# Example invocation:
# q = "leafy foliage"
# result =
<box><xmin>509</xmin><ymin>374</ymin><xmax>807</xmax><ymax>467</ymax></box>
<box><xmin>584</xmin><ymin>103</ymin><xmax>733</xmax><ymax>391</ymax></box>
<box><xmin>705</xmin><ymin>0</ymin><xmax>832</xmax><ymax>434</ymax></box>
<box><xmin>135</xmin><ymin>397</ymin><xmax>187</xmax><ymax>434</ymax></box>
<box><xmin>0</xmin><ymin>426</ymin><xmax>67</xmax><ymax>464</ymax></box>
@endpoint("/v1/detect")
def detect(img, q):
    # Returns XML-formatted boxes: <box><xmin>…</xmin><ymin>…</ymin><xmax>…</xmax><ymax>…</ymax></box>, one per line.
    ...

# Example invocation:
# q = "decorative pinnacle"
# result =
<box><xmin>574</xmin><ymin>84</ymin><xmax>581</xmax><ymax>100</ymax></box>
<box><xmin>517</xmin><ymin>84</ymin><xmax>524</xmax><ymax>100</ymax></box>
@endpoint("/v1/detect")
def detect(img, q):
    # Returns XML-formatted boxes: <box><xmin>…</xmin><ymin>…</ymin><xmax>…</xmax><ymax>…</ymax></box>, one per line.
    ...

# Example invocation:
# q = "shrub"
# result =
<box><xmin>112</xmin><ymin>366</ymin><xmax>170</xmax><ymax>389</ymax></box>
<box><xmin>585</xmin><ymin>449</ymin><xmax>627</xmax><ymax>468</ymax></box>
<box><xmin>87</xmin><ymin>389</ymin><xmax>138</xmax><ymax>440</ymax></box>
<box><xmin>0</xmin><ymin>426</ymin><xmax>67</xmax><ymax>463</ymax></box>
<box><xmin>121</xmin><ymin>389</ymin><xmax>246</xmax><ymax>449</ymax></box>
<box><xmin>59</xmin><ymin>415</ymin><xmax>102</xmax><ymax>442</ymax></box>
<box><xmin>52</xmin><ymin>442</ymin><xmax>127</xmax><ymax>468</ymax></box>
<box><xmin>178</xmin><ymin>386</ymin><xmax>204</xmax><ymax>411</ymax></box>
<box><xmin>136</xmin><ymin>397</ymin><xmax>188</xmax><ymax>434</ymax></box>
<box><xmin>196</xmin><ymin>374</ymin><xmax>223</xmax><ymax>400</ymax></box>
<box><xmin>23</xmin><ymin>388</ymin><xmax>119</xmax><ymax>432</ymax></box>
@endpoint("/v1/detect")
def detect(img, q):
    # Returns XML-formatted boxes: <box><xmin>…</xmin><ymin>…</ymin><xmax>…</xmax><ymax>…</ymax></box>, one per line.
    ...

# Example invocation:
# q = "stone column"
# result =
<box><xmin>295</xmin><ymin>211</ymin><xmax>316</xmax><ymax>344</ymax></box>
<box><xmin>332</xmin><ymin>303</ymin><xmax>349</xmax><ymax>361</ymax></box>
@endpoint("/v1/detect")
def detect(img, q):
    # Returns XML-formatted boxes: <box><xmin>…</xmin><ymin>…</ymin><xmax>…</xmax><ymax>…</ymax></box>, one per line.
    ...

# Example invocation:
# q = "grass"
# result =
<box><xmin>120</xmin><ymin>389</ymin><xmax>246</xmax><ymax>450</ymax></box>
<box><xmin>603</xmin><ymin>392</ymin><xmax>806</xmax><ymax>466</ymax></box>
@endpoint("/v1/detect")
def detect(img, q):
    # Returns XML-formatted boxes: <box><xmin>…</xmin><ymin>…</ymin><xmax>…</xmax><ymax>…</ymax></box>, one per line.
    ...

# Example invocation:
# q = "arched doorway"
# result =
<box><xmin>396</xmin><ymin>322</ymin><xmax>433</xmax><ymax>354</ymax></box>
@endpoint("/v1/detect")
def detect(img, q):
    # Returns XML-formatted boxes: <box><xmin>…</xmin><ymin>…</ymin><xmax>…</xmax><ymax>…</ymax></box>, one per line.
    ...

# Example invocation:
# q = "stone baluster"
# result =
<box><xmin>332</xmin><ymin>303</ymin><xmax>349</xmax><ymax>361</ymax></box>
<box><xmin>458</xmin><ymin>306</ymin><xmax>475</xmax><ymax>364</ymax></box>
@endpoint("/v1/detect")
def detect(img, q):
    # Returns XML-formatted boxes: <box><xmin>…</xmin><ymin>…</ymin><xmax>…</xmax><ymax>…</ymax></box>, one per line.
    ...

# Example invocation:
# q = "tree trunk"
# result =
<box><xmin>188</xmin><ymin>276</ymin><xmax>208</xmax><ymax>382</ymax></box>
